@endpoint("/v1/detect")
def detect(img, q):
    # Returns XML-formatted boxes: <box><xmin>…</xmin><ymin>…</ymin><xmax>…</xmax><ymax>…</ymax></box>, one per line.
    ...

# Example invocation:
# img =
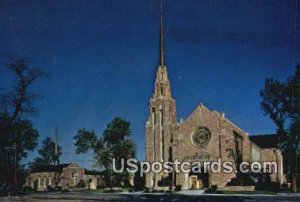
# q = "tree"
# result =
<box><xmin>74</xmin><ymin>117</ymin><xmax>136</xmax><ymax>188</ymax></box>
<box><xmin>0</xmin><ymin>56</ymin><xmax>44</xmax><ymax>187</ymax></box>
<box><xmin>0</xmin><ymin>57</ymin><xmax>44</xmax><ymax>122</ymax></box>
<box><xmin>31</xmin><ymin>137</ymin><xmax>62</xmax><ymax>167</ymax></box>
<box><xmin>260</xmin><ymin>65</ymin><xmax>300</xmax><ymax>192</ymax></box>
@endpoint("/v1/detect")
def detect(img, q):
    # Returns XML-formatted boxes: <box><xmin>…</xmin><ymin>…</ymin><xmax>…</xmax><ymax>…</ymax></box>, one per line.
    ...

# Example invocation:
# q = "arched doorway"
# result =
<box><xmin>189</xmin><ymin>171</ymin><xmax>209</xmax><ymax>190</ymax></box>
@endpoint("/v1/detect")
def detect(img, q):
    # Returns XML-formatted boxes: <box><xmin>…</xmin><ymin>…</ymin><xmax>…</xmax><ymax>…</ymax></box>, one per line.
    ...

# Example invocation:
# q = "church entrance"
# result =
<box><xmin>189</xmin><ymin>171</ymin><xmax>209</xmax><ymax>190</ymax></box>
<box><xmin>190</xmin><ymin>176</ymin><xmax>197</xmax><ymax>189</ymax></box>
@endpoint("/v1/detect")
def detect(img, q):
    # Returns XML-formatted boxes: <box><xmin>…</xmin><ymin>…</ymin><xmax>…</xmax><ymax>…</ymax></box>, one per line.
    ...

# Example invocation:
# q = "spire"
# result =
<box><xmin>54</xmin><ymin>124</ymin><xmax>59</xmax><ymax>166</ymax></box>
<box><xmin>153</xmin><ymin>0</ymin><xmax>172</xmax><ymax>98</ymax></box>
<box><xmin>159</xmin><ymin>0</ymin><xmax>164</xmax><ymax>66</ymax></box>
<box><xmin>54</xmin><ymin>125</ymin><xmax>58</xmax><ymax>157</ymax></box>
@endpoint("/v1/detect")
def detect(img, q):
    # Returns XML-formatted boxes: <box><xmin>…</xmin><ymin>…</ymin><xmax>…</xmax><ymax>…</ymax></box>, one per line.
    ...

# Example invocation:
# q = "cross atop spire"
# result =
<box><xmin>159</xmin><ymin>0</ymin><xmax>164</xmax><ymax>66</ymax></box>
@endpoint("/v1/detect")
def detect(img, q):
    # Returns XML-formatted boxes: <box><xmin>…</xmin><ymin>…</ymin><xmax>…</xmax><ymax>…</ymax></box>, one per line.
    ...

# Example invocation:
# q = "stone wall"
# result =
<box><xmin>26</xmin><ymin>163</ymin><xmax>103</xmax><ymax>191</ymax></box>
<box><xmin>26</xmin><ymin>172</ymin><xmax>60</xmax><ymax>191</ymax></box>
<box><xmin>175</xmin><ymin>104</ymin><xmax>253</xmax><ymax>188</ymax></box>
<box><xmin>60</xmin><ymin>164</ymin><xmax>85</xmax><ymax>190</ymax></box>
<box><xmin>260</xmin><ymin>148</ymin><xmax>283</xmax><ymax>183</ymax></box>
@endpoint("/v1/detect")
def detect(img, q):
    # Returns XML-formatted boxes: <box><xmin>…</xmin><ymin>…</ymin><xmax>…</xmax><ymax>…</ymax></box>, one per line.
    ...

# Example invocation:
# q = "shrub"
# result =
<box><xmin>175</xmin><ymin>185</ymin><xmax>182</xmax><ymax>191</ymax></box>
<box><xmin>157</xmin><ymin>176</ymin><xmax>172</xmax><ymax>187</ymax></box>
<box><xmin>128</xmin><ymin>187</ymin><xmax>134</xmax><ymax>192</ymax></box>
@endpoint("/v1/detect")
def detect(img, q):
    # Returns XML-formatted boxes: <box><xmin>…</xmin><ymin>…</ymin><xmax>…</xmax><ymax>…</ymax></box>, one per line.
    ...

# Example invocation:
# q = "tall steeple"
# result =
<box><xmin>153</xmin><ymin>0</ymin><xmax>172</xmax><ymax>98</ymax></box>
<box><xmin>160</xmin><ymin>0</ymin><xmax>164</xmax><ymax>66</ymax></box>
<box><xmin>145</xmin><ymin>0</ymin><xmax>177</xmax><ymax>189</ymax></box>
<box><xmin>53</xmin><ymin>124</ymin><xmax>60</xmax><ymax>166</ymax></box>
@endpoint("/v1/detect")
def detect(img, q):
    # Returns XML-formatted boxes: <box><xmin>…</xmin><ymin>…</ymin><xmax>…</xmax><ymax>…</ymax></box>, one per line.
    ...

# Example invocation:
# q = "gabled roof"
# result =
<box><xmin>249</xmin><ymin>134</ymin><xmax>277</xmax><ymax>149</ymax></box>
<box><xmin>182</xmin><ymin>103</ymin><xmax>247</xmax><ymax>135</ymax></box>
<box><xmin>30</xmin><ymin>164</ymin><xmax>71</xmax><ymax>173</ymax></box>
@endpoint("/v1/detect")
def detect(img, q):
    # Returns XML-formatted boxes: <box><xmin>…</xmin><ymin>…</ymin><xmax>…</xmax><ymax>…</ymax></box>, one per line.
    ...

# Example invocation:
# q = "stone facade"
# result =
<box><xmin>26</xmin><ymin>163</ymin><xmax>104</xmax><ymax>191</ymax></box>
<box><xmin>145</xmin><ymin>77</ymin><xmax>284</xmax><ymax>189</ymax></box>
<box><xmin>145</xmin><ymin>1</ymin><xmax>283</xmax><ymax>190</ymax></box>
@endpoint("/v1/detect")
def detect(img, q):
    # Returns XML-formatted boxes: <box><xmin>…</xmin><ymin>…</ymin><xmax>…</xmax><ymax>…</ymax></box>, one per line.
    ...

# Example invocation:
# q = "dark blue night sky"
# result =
<box><xmin>0</xmin><ymin>0</ymin><xmax>299</xmax><ymax>169</ymax></box>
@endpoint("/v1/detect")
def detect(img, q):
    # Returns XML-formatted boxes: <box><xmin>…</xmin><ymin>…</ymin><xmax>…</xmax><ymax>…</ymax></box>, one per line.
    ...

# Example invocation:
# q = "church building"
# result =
<box><xmin>145</xmin><ymin>1</ymin><xmax>284</xmax><ymax>190</ymax></box>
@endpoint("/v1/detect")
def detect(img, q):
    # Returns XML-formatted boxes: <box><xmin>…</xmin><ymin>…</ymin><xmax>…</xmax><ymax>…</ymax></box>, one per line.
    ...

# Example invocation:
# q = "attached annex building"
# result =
<box><xmin>145</xmin><ymin>1</ymin><xmax>283</xmax><ymax>190</ymax></box>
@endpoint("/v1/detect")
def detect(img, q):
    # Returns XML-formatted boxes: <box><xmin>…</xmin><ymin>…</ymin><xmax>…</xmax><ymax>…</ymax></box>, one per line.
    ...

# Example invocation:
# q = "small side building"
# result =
<box><xmin>26</xmin><ymin>163</ymin><xmax>104</xmax><ymax>191</ymax></box>
<box><xmin>249</xmin><ymin>134</ymin><xmax>284</xmax><ymax>184</ymax></box>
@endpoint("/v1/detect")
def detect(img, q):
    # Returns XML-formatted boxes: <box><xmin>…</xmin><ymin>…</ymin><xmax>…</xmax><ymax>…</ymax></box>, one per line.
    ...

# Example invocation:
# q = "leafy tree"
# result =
<box><xmin>260</xmin><ymin>65</ymin><xmax>300</xmax><ymax>192</ymax></box>
<box><xmin>74</xmin><ymin>117</ymin><xmax>136</xmax><ymax>188</ymax></box>
<box><xmin>74</xmin><ymin>129</ymin><xmax>97</xmax><ymax>154</ymax></box>
<box><xmin>31</xmin><ymin>137</ymin><xmax>62</xmax><ymax>167</ymax></box>
<box><xmin>0</xmin><ymin>56</ymin><xmax>44</xmax><ymax>187</ymax></box>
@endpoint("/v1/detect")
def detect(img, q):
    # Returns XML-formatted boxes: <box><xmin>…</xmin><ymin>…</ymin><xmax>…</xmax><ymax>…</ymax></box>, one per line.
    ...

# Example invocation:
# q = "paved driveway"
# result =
<box><xmin>1</xmin><ymin>191</ymin><xmax>300</xmax><ymax>201</ymax></box>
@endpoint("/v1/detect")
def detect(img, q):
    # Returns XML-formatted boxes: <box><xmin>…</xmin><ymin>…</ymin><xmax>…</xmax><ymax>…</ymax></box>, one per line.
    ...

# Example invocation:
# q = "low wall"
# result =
<box><xmin>219</xmin><ymin>186</ymin><xmax>255</xmax><ymax>192</ymax></box>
